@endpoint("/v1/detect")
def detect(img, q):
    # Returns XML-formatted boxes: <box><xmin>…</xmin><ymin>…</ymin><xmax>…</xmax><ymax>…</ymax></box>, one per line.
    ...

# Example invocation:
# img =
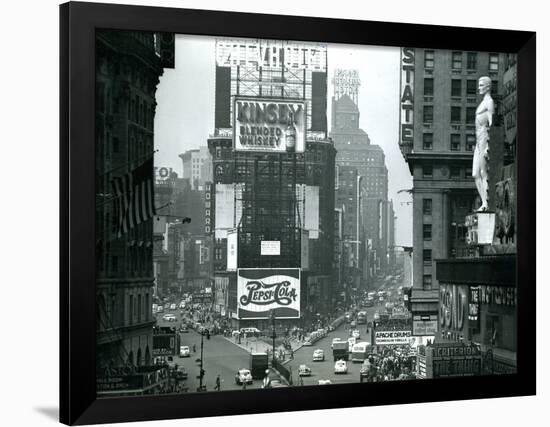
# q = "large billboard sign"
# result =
<box><xmin>227</xmin><ymin>228</ymin><xmax>238</xmax><ymax>271</ymax></box>
<box><xmin>233</xmin><ymin>98</ymin><xmax>306</xmax><ymax>153</ymax></box>
<box><xmin>215</xmin><ymin>39</ymin><xmax>327</xmax><ymax>71</ymax></box>
<box><xmin>237</xmin><ymin>268</ymin><xmax>300</xmax><ymax>319</ymax></box>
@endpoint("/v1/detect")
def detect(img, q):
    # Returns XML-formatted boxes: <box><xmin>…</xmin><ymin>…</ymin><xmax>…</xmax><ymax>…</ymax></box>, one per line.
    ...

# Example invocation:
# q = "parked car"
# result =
<box><xmin>235</xmin><ymin>369</ymin><xmax>253</xmax><ymax>385</ymax></box>
<box><xmin>298</xmin><ymin>364</ymin><xmax>312</xmax><ymax>376</ymax></box>
<box><xmin>162</xmin><ymin>314</ymin><xmax>176</xmax><ymax>322</ymax></box>
<box><xmin>312</xmin><ymin>349</ymin><xmax>325</xmax><ymax>361</ymax></box>
<box><xmin>334</xmin><ymin>360</ymin><xmax>348</xmax><ymax>374</ymax></box>
<box><xmin>318</xmin><ymin>379</ymin><xmax>332</xmax><ymax>385</ymax></box>
<box><xmin>351</xmin><ymin>329</ymin><xmax>361</xmax><ymax>339</ymax></box>
<box><xmin>173</xmin><ymin>366</ymin><xmax>188</xmax><ymax>380</ymax></box>
<box><xmin>170</xmin><ymin>303</ymin><xmax>177</xmax><ymax>310</ymax></box>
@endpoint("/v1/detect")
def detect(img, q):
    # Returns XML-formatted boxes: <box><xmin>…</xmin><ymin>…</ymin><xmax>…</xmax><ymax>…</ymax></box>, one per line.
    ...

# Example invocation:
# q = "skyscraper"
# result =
<box><xmin>397</xmin><ymin>48</ymin><xmax>506</xmax><ymax>329</ymax></box>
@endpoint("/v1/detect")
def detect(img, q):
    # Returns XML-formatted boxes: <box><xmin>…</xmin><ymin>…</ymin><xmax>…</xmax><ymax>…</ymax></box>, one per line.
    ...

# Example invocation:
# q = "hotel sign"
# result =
<box><xmin>399</xmin><ymin>48</ymin><xmax>415</xmax><ymax>151</ymax></box>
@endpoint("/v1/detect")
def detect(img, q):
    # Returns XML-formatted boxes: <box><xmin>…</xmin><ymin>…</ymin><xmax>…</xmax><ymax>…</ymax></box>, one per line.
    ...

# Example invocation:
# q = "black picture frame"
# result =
<box><xmin>60</xmin><ymin>1</ymin><xmax>536</xmax><ymax>425</ymax></box>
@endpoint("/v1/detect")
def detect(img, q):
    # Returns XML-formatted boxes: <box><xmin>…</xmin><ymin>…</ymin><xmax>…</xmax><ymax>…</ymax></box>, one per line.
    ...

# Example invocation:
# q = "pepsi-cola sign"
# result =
<box><xmin>237</xmin><ymin>269</ymin><xmax>300</xmax><ymax>319</ymax></box>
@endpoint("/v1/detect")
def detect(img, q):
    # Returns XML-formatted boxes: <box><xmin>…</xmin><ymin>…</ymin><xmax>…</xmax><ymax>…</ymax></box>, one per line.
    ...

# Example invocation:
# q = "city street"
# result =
<box><xmin>285</xmin><ymin>306</ymin><xmax>380</xmax><ymax>386</ymax></box>
<box><xmin>156</xmin><ymin>311</ymin><xmax>263</xmax><ymax>392</ymax></box>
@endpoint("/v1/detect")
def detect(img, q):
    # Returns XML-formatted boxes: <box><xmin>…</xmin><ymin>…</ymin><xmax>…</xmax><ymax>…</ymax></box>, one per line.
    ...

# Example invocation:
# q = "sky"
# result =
<box><xmin>155</xmin><ymin>35</ymin><xmax>413</xmax><ymax>246</ymax></box>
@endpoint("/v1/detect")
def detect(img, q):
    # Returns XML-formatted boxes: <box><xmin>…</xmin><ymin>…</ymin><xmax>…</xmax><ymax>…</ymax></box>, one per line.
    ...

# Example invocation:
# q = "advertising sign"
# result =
<box><xmin>301</xmin><ymin>229</ymin><xmax>309</xmax><ymax>270</ymax></box>
<box><xmin>374</xmin><ymin>330</ymin><xmax>412</xmax><ymax>345</ymax></box>
<box><xmin>215</xmin><ymin>184</ymin><xmax>235</xmax><ymax>238</ymax></box>
<box><xmin>439</xmin><ymin>283</ymin><xmax>467</xmax><ymax>333</ymax></box>
<box><xmin>399</xmin><ymin>48</ymin><xmax>415</xmax><ymax>151</ymax></box>
<box><xmin>227</xmin><ymin>228</ymin><xmax>238</xmax><ymax>271</ymax></box>
<box><xmin>152</xmin><ymin>334</ymin><xmax>177</xmax><ymax>356</ymax></box>
<box><xmin>237</xmin><ymin>268</ymin><xmax>300</xmax><ymax>319</ymax></box>
<box><xmin>413</xmin><ymin>320</ymin><xmax>438</xmax><ymax>336</ymax></box>
<box><xmin>234</xmin><ymin>98</ymin><xmax>306</xmax><ymax>153</ymax></box>
<box><xmin>430</xmin><ymin>344</ymin><xmax>482</xmax><ymax>378</ymax></box>
<box><xmin>261</xmin><ymin>241</ymin><xmax>280</xmax><ymax>256</ymax></box>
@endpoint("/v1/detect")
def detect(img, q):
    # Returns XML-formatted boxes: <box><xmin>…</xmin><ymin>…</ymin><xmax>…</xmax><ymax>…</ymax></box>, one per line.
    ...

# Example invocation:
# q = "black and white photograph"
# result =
<box><xmin>95</xmin><ymin>32</ymin><xmax>518</xmax><ymax>396</ymax></box>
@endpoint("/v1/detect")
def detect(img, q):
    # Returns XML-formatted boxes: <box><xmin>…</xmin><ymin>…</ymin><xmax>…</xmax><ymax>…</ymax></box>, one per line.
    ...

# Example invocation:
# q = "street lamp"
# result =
<box><xmin>269</xmin><ymin>310</ymin><xmax>276</xmax><ymax>366</ymax></box>
<box><xmin>197</xmin><ymin>328</ymin><xmax>210</xmax><ymax>392</ymax></box>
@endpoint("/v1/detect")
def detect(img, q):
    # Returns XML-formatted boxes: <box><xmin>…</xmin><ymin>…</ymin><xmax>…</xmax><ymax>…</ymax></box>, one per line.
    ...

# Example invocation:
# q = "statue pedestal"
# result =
<box><xmin>465</xmin><ymin>212</ymin><xmax>496</xmax><ymax>246</ymax></box>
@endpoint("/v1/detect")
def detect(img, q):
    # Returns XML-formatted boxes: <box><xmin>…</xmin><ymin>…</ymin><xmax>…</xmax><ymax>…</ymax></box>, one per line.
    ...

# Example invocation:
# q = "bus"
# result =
<box><xmin>357</xmin><ymin>311</ymin><xmax>367</xmax><ymax>324</ymax></box>
<box><xmin>351</xmin><ymin>342</ymin><xmax>370</xmax><ymax>363</ymax></box>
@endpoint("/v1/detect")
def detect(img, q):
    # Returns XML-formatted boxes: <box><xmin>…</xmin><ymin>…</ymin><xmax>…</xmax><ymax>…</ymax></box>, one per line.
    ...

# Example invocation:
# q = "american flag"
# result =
<box><xmin>111</xmin><ymin>158</ymin><xmax>156</xmax><ymax>237</ymax></box>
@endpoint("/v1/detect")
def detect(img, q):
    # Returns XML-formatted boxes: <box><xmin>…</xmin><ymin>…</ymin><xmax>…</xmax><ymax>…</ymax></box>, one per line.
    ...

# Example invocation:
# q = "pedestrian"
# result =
<box><xmin>242</xmin><ymin>380</ymin><xmax>247</xmax><ymax>390</ymax></box>
<box><xmin>193</xmin><ymin>344</ymin><xmax>197</xmax><ymax>353</ymax></box>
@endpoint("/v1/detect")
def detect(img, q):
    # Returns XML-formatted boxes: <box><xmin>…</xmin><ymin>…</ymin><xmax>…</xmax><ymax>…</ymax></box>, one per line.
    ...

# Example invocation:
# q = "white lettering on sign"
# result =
<box><xmin>399</xmin><ymin>48</ymin><xmax>415</xmax><ymax>150</ymax></box>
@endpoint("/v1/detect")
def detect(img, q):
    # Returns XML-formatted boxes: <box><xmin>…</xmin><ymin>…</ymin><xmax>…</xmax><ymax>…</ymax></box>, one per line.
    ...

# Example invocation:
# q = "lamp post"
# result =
<box><xmin>270</xmin><ymin>310</ymin><xmax>276</xmax><ymax>366</ymax></box>
<box><xmin>197</xmin><ymin>328</ymin><xmax>209</xmax><ymax>392</ymax></box>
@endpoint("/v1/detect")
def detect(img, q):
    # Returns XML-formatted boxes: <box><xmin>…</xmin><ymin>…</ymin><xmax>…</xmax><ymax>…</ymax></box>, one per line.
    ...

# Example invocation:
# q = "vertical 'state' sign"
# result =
<box><xmin>400</xmin><ymin>48</ymin><xmax>415</xmax><ymax>149</ymax></box>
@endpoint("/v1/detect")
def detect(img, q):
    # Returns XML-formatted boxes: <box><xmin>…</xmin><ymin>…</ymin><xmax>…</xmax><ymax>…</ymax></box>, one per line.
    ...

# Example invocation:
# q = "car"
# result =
<box><xmin>162</xmin><ymin>314</ymin><xmax>176</xmax><ymax>322</ymax></box>
<box><xmin>350</xmin><ymin>320</ymin><xmax>357</xmax><ymax>328</ymax></box>
<box><xmin>164</xmin><ymin>303</ymin><xmax>170</xmax><ymax>310</ymax></box>
<box><xmin>240</xmin><ymin>327</ymin><xmax>261</xmax><ymax>336</ymax></box>
<box><xmin>298</xmin><ymin>364</ymin><xmax>312</xmax><ymax>376</ymax></box>
<box><xmin>235</xmin><ymin>369</ymin><xmax>253</xmax><ymax>385</ymax></box>
<box><xmin>318</xmin><ymin>379</ymin><xmax>332</xmax><ymax>385</ymax></box>
<box><xmin>170</xmin><ymin>303</ymin><xmax>177</xmax><ymax>310</ymax></box>
<box><xmin>302</xmin><ymin>339</ymin><xmax>313</xmax><ymax>346</ymax></box>
<box><xmin>312</xmin><ymin>349</ymin><xmax>325</xmax><ymax>361</ymax></box>
<box><xmin>334</xmin><ymin>360</ymin><xmax>348</xmax><ymax>374</ymax></box>
<box><xmin>179</xmin><ymin>345</ymin><xmax>190</xmax><ymax>357</ymax></box>
<box><xmin>179</xmin><ymin>324</ymin><xmax>189</xmax><ymax>333</ymax></box>
<box><xmin>352</xmin><ymin>329</ymin><xmax>361</xmax><ymax>339</ymax></box>
<box><xmin>157</xmin><ymin>306</ymin><xmax>164</xmax><ymax>313</ymax></box>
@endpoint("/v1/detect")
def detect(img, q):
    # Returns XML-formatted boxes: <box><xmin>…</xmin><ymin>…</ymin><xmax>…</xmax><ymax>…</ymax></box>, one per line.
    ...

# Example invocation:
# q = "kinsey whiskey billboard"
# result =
<box><xmin>233</xmin><ymin>97</ymin><xmax>306</xmax><ymax>153</ymax></box>
<box><xmin>237</xmin><ymin>268</ymin><xmax>300</xmax><ymax>319</ymax></box>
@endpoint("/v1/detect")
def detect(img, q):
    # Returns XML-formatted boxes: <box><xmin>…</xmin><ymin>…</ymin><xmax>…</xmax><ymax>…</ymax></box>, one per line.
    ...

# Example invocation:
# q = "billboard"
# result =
<box><xmin>214</xmin><ymin>184</ymin><xmax>235</xmax><ymax>238</ymax></box>
<box><xmin>227</xmin><ymin>228</ymin><xmax>238</xmax><ymax>271</ymax></box>
<box><xmin>233</xmin><ymin>97</ymin><xmax>306</xmax><ymax>153</ymax></box>
<box><xmin>237</xmin><ymin>268</ymin><xmax>300</xmax><ymax>319</ymax></box>
<box><xmin>261</xmin><ymin>240</ymin><xmax>280</xmax><ymax>256</ymax></box>
<box><xmin>374</xmin><ymin>330</ymin><xmax>412</xmax><ymax>345</ymax></box>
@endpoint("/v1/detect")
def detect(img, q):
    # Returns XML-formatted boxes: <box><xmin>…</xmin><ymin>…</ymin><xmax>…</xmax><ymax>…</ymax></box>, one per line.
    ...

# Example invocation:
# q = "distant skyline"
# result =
<box><xmin>154</xmin><ymin>34</ymin><xmax>413</xmax><ymax>246</ymax></box>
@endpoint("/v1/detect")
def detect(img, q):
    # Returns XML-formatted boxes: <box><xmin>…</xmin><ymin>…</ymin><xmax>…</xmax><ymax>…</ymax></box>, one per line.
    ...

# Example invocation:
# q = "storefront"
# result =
<box><xmin>436</xmin><ymin>255</ymin><xmax>516</xmax><ymax>374</ymax></box>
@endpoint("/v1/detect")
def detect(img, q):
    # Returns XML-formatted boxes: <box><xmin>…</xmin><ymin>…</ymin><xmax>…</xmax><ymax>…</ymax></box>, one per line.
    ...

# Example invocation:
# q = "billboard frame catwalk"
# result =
<box><xmin>60</xmin><ymin>1</ymin><xmax>536</xmax><ymax>425</ymax></box>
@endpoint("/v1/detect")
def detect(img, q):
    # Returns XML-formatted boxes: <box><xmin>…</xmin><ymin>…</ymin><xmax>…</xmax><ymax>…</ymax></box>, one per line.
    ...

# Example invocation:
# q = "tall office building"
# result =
<box><xmin>179</xmin><ymin>147</ymin><xmax>213</xmax><ymax>190</ymax></box>
<box><xmin>95</xmin><ymin>30</ymin><xmax>174</xmax><ymax>372</ymax></box>
<box><xmin>397</xmin><ymin>48</ymin><xmax>506</xmax><ymax>330</ymax></box>
<box><xmin>331</xmin><ymin>69</ymin><xmax>391</xmax><ymax>286</ymax></box>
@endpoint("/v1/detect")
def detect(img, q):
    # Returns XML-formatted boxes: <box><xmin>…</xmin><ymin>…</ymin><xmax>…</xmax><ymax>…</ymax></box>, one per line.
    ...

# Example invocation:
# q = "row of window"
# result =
<box><xmin>424</xmin><ymin>50</ymin><xmax>500</xmax><ymax>71</ymax></box>
<box><xmin>422</xmin><ymin>133</ymin><xmax>476</xmax><ymax>151</ymax></box>
<box><xmin>421</xmin><ymin>165</ymin><xmax>471</xmax><ymax>179</ymax></box>
<box><xmin>424</xmin><ymin>78</ymin><xmax>498</xmax><ymax>97</ymax></box>
<box><xmin>423</xmin><ymin>105</ymin><xmax>479</xmax><ymax>125</ymax></box>
<box><xmin>127</xmin><ymin>292</ymin><xmax>151</xmax><ymax>326</ymax></box>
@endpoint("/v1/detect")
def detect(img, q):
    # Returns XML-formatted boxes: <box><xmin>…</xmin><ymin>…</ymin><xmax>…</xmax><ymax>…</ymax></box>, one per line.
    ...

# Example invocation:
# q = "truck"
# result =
<box><xmin>332</xmin><ymin>341</ymin><xmax>349</xmax><ymax>361</ymax></box>
<box><xmin>250</xmin><ymin>352</ymin><xmax>269</xmax><ymax>380</ymax></box>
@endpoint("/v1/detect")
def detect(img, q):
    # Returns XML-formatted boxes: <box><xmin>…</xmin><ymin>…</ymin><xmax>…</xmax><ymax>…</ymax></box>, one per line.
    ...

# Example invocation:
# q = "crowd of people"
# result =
<box><xmin>361</xmin><ymin>345</ymin><xmax>417</xmax><ymax>382</ymax></box>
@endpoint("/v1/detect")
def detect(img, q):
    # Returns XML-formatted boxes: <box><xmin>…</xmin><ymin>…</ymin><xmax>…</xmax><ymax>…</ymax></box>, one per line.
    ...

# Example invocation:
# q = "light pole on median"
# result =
<box><xmin>270</xmin><ymin>309</ymin><xmax>276</xmax><ymax>366</ymax></box>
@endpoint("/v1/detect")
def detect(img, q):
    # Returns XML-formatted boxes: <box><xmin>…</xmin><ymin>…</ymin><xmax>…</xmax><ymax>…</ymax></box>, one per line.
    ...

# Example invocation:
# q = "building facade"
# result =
<box><xmin>398</xmin><ymin>48</ymin><xmax>507</xmax><ymax>341</ymax></box>
<box><xmin>207</xmin><ymin>38</ymin><xmax>335</xmax><ymax>326</ymax></box>
<box><xmin>95</xmin><ymin>30</ymin><xmax>174</xmax><ymax>371</ymax></box>
<box><xmin>179</xmin><ymin>147</ymin><xmax>213</xmax><ymax>190</ymax></box>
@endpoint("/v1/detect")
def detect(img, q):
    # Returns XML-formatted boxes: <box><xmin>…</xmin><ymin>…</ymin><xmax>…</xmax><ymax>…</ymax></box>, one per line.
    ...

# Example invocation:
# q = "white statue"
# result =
<box><xmin>472</xmin><ymin>76</ymin><xmax>494</xmax><ymax>212</ymax></box>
